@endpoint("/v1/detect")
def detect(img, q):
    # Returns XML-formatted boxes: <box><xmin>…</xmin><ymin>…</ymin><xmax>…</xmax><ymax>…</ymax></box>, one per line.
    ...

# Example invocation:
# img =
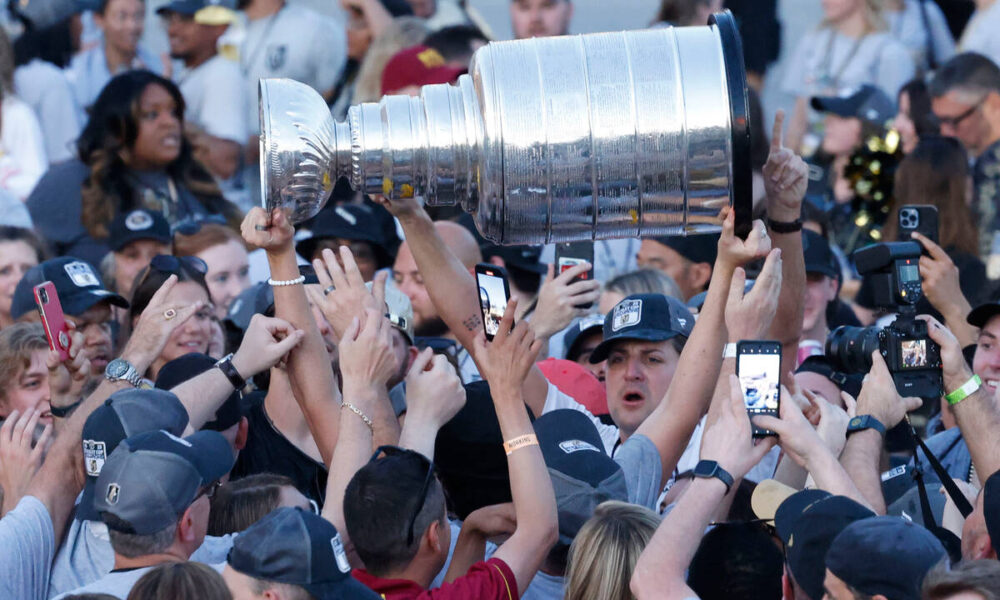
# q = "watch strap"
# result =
<box><xmin>49</xmin><ymin>398</ymin><xmax>83</xmax><ymax>418</ymax></box>
<box><xmin>846</xmin><ymin>415</ymin><xmax>886</xmax><ymax>437</ymax></box>
<box><xmin>767</xmin><ymin>217</ymin><xmax>803</xmax><ymax>233</ymax></box>
<box><xmin>106</xmin><ymin>359</ymin><xmax>142</xmax><ymax>388</ymax></box>
<box><xmin>216</xmin><ymin>354</ymin><xmax>246</xmax><ymax>390</ymax></box>
<box><xmin>693</xmin><ymin>460</ymin><xmax>734</xmax><ymax>493</ymax></box>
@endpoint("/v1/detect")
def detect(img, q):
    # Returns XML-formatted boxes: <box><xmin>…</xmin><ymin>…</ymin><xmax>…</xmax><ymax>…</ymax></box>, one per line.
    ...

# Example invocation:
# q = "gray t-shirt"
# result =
<box><xmin>781</xmin><ymin>27</ymin><xmax>915</xmax><ymax>100</ymax></box>
<box><xmin>49</xmin><ymin>509</ymin><xmax>236</xmax><ymax>598</ymax></box>
<box><xmin>0</xmin><ymin>496</ymin><xmax>55</xmax><ymax>600</ymax></box>
<box><xmin>52</xmin><ymin>566</ymin><xmax>155</xmax><ymax>600</ymax></box>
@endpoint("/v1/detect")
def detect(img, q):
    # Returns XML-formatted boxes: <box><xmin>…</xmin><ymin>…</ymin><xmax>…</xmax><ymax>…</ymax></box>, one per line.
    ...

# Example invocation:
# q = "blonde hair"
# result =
<box><xmin>0</xmin><ymin>323</ymin><xmax>48</xmax><ymax>407</ymax></box>
<box><xmin>564</xmin><ymin>501</ymin><xmax>661</xmax><ymax>600</ymax></box>
<box><xmin>353</xmin><ymin>17</ymin><xmax>431</xmax><ymax>104</ymax></box>
<box><xmin>822</xmin><ymin>0</ymin><xmax>886</xmax><ymax>34</ymax></box>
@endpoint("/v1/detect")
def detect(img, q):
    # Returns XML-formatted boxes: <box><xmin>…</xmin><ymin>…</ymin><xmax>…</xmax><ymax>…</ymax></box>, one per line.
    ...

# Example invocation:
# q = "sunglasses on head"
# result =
<box><xmin>150</xmin><ymin>254</ymin><xmax>208</xmax><ymax>277</ymax></box>
<box><xmin>171</xmin><ymin>214</ymin><xmax>228</xmax><ymax>236</ymax></box>
<box><xmin>369</xmin><ymin>445</ymin><xmax>436</xmax><ymax>546</ymax></box>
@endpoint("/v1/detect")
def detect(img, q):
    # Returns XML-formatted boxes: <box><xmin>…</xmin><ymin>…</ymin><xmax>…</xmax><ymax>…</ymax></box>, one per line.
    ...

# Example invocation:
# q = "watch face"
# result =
<box><xmin>694</xmin><ymin>461</ymin><xmax>716</xmax><ymax>477</ymax></box>
<box><xmin>106</xmin><ymin>359</ymin><xmax>127</xmax><ymax>378</ymax></box>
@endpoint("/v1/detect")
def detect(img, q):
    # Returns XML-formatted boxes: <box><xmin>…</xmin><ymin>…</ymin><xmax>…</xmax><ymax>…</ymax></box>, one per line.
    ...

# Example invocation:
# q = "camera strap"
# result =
<box><xmin>908</xmin><ymin>426</ymin><xmax>974</xmax><ymax>518</ymax></box>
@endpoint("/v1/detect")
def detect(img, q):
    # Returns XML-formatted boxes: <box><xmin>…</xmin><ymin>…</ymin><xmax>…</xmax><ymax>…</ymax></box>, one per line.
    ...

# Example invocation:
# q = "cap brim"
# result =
<box><xmin>589</xmin><ymin>329</ymin><xmax>678</xmax><ymax>363</ymax></box>
<box><xmin>62</xmin><ymin>289</ymin><xmax>130</xmax><ymax>315</ymax></box>
<box><xmin>195</xmin><ymin>5</ymin><xmax>237</xmax><ymax>25</ymax></box>
<box><xmin>186</xmin><ymin>431</ymin><xmax>237</xmax><ymax>482</ymax></box>
<box><xmin>305</xmin><ymin>573</ymin><xmax>382</xmax><ymax>600</ymax></box>
<box><xmin>810</xmin><ymin>96</ymin><xmax>853</xmax><ymax>117</ymax></box>
<box><xmin>968</xmin><ymin>303</ymin><xmax>1000</xmax><ymax>329</ymax></box>
<box><xmin>773</xmin><ymin>488</ymin><xmax>832</xmax><ymax>544</ymax></box>
<box><xmin>751</xmin><ymin>478</ymin><xmax>799</xmax><ymax>522</ymax></box>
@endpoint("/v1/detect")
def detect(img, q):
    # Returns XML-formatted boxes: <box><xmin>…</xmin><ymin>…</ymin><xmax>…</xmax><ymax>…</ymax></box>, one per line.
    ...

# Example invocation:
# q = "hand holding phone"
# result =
<box><xmin>555</xmin><ymin>242</ymin><xmax>595</xmax><ymax>309</ymax></box>
<box><xmin>897</xmin><ymin>205</ymin><xmax>939</xmax><ymax>250</ymax></box>
<box><xmin>34</xmin><ymin>282</ymin><xmax>72</xmax><ymax>361</ymax></box>
<box><xmin>736</xmin><ymin>340</ymin><xmax>782</xmax><ymax>437</ymax></box>
<box><xmin>475</xmin><ymin>264</ymin><xmax>511</xmax><ymax>341</ymax></box>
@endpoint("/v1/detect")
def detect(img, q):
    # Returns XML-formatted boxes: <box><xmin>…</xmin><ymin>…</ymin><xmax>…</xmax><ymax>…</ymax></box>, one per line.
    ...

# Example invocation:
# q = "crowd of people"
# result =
<box><xmin>6</xmin><ymin>0</ymin><xmax>1000</xmax><ymax>599</ymax></box>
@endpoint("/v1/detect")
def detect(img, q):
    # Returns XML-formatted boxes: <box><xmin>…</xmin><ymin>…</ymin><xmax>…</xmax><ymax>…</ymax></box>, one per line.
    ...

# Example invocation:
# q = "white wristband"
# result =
<box><xmin>723</xmin><ymin>343</ymin><xmax>737</xmax><ymax>359</ymax></box>
<box><xmin>267</xmin><ymin>276</ymin><xmax>306</xmax><ymax>287</ymax></box>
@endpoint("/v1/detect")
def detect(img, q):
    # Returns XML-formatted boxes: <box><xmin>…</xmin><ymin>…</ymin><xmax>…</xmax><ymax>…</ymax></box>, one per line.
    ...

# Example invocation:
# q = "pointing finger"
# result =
<box><xmin>771</xmin><ymin>110</ymin><xmax>785</xmax><ymax>152</ymax></box>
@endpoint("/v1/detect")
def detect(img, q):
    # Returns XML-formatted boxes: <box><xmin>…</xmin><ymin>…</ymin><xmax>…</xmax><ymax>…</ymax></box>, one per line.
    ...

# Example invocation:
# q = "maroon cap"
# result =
<box><xmin>380</xmin><ymin>46</ymin><xmax>466</xmax><ymax>96</ymax></box>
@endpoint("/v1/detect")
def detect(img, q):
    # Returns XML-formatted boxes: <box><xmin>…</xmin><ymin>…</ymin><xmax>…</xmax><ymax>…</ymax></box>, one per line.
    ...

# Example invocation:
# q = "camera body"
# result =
<box><xmin>826</xmin><ymin>241</ymin><xmax>943</xmax><ymax>399</ymax></box>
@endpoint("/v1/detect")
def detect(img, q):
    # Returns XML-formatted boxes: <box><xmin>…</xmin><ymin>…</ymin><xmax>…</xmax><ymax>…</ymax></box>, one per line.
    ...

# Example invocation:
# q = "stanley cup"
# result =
<box><xmin>259</xmin><ymin>11</ymin><xmax>752</xmax><ymax>243</ymax></box>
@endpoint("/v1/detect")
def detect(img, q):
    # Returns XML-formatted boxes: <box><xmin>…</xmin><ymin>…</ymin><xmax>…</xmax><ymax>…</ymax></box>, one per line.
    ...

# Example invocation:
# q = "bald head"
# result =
<box><xmin>435</xmin><ymin>221</ymin><xmax>482</xmax><ymax>269</ymax></box>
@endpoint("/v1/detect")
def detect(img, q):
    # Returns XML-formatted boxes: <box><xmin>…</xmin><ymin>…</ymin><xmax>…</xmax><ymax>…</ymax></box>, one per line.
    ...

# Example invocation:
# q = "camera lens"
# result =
<box><xmin>38</xmin><ymin>288</ymin><xmax>48</xmax><ymax>303</ymax></box>
<box><xmin>826</xmin><ymin>326</ymin><xmax>881</xmax><ymax>374</ymax></box>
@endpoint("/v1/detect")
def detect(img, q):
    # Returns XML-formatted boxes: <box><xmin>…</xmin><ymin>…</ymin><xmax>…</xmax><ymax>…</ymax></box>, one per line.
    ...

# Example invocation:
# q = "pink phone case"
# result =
<box><xmin>34</xmin><ymin>281</ymin><xmax>71</xmax><ymax>361</ymax></box>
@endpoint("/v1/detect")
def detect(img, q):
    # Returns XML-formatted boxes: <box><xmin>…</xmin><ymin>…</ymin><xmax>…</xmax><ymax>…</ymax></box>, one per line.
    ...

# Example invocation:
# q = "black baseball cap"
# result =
<box><xmin>826</xmin><ymin>516</ymin><xmax>947</xmax><ymax>600</ymax></box>
<box><xmin>228</xmin><ymin>507</ymin><xmax>379</xmax><ymax>600</ymax></box>
<box><xmin>646</xmin><ymin>233</ymin><xmax>720</xmax><ymax>266</ymax></box>
<box><xmin>967</xmin><ymin>301</ymin><xmax>1000</xmax><ymax>329</ymax></box>
<box><xmin>11</xmin><ymin>257</ymin><xmax>129</xmax><ymax>320</ymax></box>
<box><xmin>95</xmin><ymin>429</ymin><xmax>235</xmax><ymax>534</ymax></box>
<box><xmin>563</xmin><ymin>314</ymin><xmax>605</xmax><ymax>361</ymax></box>
<box><xmin>108</xmin><ymin>209</ymin><xmax>171</xmax><ymax>252</ymax></box>
<box><xmin>795</xmin><ymin>355</ymin><xmax>864</xmax><ymax>399</ymax></box>
<box><xmin>778</xmin><ymin>494</ymin><xmax>875</xmax><ymax>600</ymax></box>
<box><xmin>296</xmin><ymin>204</ymin><xmax>391</xmax><ymax>268</ymax></box>
<box><xmin>480</xmin><ymin>243</ymin><xmax>547</xmax><ymax>276</ymax></box>
<box><xmin>78</xmin><ymin>389</ymin><xmax>191</xmax><ymax>522</ymax></box>
<box><xmin>589</xmin><ymin>293</ymin><xmax>694</xmax><ymax>363</ymax></box>
<box><xmin>802</xmin><ymin>230</ymin><xmax>839</xmax><ymax>280</ymax></box>
<box><xmin>534</xmin><ymin>409</ymin><xmax>628</xmax><ymax>544</ymax></box>
<box><xmin>155</xmin><ymin>353</ymin><xmax>247</xmax><ymax>432</ymax></box>
<box><xmin>811</xmin><ymin>84</ymin><xmax>895</xmax><ymax>125</ymax></box>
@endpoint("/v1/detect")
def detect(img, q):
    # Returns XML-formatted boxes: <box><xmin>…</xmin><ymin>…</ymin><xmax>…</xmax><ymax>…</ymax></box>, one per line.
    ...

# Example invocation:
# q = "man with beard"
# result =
<box><xmin>393</xmin><ymin>220</ymin><xmax>484</xmax><ymax>383</ymax></box>
<box><xmin>158</xmin><ymin>0</ymin><xmax>246</xmax><ymax>184</ymax></box>
<box><xmin>510</xmin><ymin>0</ymin><xmax>572</xmax><ymax>39</ymax></box>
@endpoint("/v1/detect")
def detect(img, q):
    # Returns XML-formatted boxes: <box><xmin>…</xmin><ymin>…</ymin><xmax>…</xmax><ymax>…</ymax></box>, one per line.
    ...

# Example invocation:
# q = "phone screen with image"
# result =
<box><xmin>475</xmin><ymin>264</ymin><xmax>510</xmax><ymax>341</ymax></box>
<box><xmin>737</xmin><ymin>341</ymin><xmax>782</xmax><ymax>436</ymax></box>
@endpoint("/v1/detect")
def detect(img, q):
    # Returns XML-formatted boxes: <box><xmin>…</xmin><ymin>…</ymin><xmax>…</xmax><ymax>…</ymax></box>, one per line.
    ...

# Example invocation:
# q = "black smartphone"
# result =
<box><xmin>554</xmin><ymin>241</ymin><xmax>595</xmax><ymax>309</ymax></box>
<box><xmin>897</xmin><ymin>205</ymin><xmax>939</xmax><ymax>247</ymax></box>
<box><xmin>475</xmin><ymin>263</ymin><xmax>511</xmax><ymax>341</ymax></box>
<box><xmin>736</xmin><ymin>340</ymin><xmax>782</xmax><ymax>437</ymax></box>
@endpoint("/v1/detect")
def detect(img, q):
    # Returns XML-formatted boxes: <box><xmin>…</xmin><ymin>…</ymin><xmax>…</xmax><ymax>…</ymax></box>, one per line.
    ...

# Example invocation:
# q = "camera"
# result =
<box><xmin>826</xmin><ymin>241</ymin><xmax>942</xmax><ymax>399</ymax></box>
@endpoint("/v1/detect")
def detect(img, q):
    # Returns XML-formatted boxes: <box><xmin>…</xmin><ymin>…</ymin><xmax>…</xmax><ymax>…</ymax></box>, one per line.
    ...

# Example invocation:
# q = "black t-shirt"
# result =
<box><xmin>231</xmin><ymin>391</ymin><xmax>328</xmax><ymax>502</ymax></box>
<box><xmin>855</xmin><ymin>248</ymin><xmax>987</xmax><ymax>320</ymax></box>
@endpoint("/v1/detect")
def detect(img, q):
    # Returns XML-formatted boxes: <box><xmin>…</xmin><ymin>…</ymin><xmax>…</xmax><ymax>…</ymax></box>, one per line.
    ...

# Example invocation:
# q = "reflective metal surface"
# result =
<box><xmin>260</xmin><ymin>11</ymin><xmax>751</xmax><ymax>242</ymax></box>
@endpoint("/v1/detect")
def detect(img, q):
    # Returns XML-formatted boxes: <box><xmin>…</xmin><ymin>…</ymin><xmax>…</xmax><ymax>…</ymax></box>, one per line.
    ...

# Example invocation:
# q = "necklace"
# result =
<box><xmin>817</xmin><ymin>28</ymin><xmax>865</xmax><ymax>91</ymax></box>
<box><xmin>240</xmin><ymin>2</ymin><xmax>287</xmax><ymax>76</ymax></box>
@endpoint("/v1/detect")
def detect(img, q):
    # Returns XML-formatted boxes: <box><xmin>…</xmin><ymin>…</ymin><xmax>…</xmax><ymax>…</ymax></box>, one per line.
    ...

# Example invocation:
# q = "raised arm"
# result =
<box><xmin>926</xmin><ymin>315</ymin><xmax>1000</xmax><ymax>480</ymax></box>
<box><xmin>374</xmin><ymin>196</ymin><xmax>551</xmax><ymax>415</ymax></box>
<box><xmin>631</xmin><ymin>375</ymin><xmax>775</xmax><ymax>600</ymax></box>
<box><xmin>912</xmin><ymin>232</ymin><xmax>978</xmax><ymax>348</ymax></box>
<box><xmin>321</xmin><ymin>310</ymin><xmax>397</xmax><ymax>554</ymax></box>
<box><xmin>473</xmin><ymin>297</ymin><xmax>558</xmax><ymax>595</ymax></box>
<box><xmin>242</xmin><ymin>208</ymin><xmax>342</xmax><ymax>465</ymax></box>
<box><xmin>633</xmin><ymin>210</ymin><xmax>774</xmax><ymax>483</ymax></box>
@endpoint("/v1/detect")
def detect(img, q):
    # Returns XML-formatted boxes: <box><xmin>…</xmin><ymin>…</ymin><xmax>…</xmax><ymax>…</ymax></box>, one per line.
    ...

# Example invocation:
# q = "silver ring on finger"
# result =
<box><xmin>254</xmin><ymin>224</ymin><xmax>268</xmax><ymax>232</ymax></box>
<box><xmin>323</xmin><ymin>285</ymin><xmax>335</xmax><ymax>296</ymax></box>
<box><xmin>163</xmin><ymin>308</ymin><xmax>177</xmax><ymax>321</ymax></box>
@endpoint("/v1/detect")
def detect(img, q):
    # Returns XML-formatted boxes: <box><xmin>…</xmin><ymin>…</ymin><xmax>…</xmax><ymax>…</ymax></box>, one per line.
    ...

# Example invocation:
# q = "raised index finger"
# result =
<box><xmin>771</xmin><ymin>110</ymin><xmax>785</xmax><ymax>152</ymax></box>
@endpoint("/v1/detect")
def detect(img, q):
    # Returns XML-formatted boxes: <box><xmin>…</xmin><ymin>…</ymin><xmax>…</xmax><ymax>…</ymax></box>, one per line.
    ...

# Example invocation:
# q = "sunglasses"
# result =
<box><xmin>195</xmin><ymin>479</ymin><xmax>222</xmax><ymax>502</ymax></box>
<box><xmin>937</xmin><ymin>96</ymin><xmax>986</xmax><ymax>129</ymax></box>
<box><xmin>369</xmin><ymin>445</ymin><xmax>435</xmax><ymax>546</ymax></box>
<box><xmin>171</xmin><ymin>214</ymin><xmax>228</xmax><ymax>236</ymax></box>
<box><xmin>150</xmin><ymin>254</ymin><xmax>208</xmax><ymax>276</ymax></box>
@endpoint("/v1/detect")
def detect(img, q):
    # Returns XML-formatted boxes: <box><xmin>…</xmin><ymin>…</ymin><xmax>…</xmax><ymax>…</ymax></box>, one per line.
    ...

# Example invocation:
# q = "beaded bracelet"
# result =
<box><xmin>267</xmin><ymin>275</ymin><xmax>306</xmax><ymax>287</ymax></box>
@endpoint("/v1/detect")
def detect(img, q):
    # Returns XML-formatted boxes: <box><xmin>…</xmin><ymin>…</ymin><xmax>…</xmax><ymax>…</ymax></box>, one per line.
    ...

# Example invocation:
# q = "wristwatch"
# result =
<box><xmin>846</xmin><ymin>415</ymin><xmax>886</xmax><ymax>437</ymax></box>
<box><xmin>692</xmin><ymin>460</ymin><xmax>734</xmax><ymax>493</ymax></box>
<box><xmin>766</xmin><ymin>217</ymin><xmax>803</xmax><ymax>234</ymax></box>
<box><xmin>104</xmin><ymin>358</ymin><xmax>143</xmax><ymax>388</ymax></box>
<box><xmin>215</xmin><ymin>353</ymin><xmax>246</xmax><ymax>390</ymax></box>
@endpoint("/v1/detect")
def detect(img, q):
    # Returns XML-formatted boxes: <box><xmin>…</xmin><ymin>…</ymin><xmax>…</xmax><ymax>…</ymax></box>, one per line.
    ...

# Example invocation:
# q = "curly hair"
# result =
<box><xmin>77</xmin><ymin>70</ymin><xmax>241</xmax><ymax>240</ymax></box>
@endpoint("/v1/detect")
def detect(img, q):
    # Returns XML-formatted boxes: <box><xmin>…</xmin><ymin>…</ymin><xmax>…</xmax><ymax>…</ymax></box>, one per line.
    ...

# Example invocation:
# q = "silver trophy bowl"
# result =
<box><xmin>259</xmin><ymin>11</ymin><xmax>752</xmax><ymax>242</ymax></box>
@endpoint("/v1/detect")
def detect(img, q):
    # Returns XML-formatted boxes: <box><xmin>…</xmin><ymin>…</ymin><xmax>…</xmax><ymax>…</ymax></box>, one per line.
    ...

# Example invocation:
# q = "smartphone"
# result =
<box><xmin>475</xmin><ymin>264</ymin><xmax>511</xmax><ymax>341</ymax></box>
<box><xmin>34</xmin><ymin>281</ymin><xmax>71</xmax><ymax>361</ymax></box>
<box><xmin>555</xmin><ymin>242</ymin><xmax>595</xmax><ymax>309</ymax></box>
<box><xmin>897</xmin><ymin>205</ymin><xmax>939</xmax><ymax>248</ymax></box>
<box><xmin>736</xmin><ymin>340</ymin><xmax>782</xmax><ymax>437</ymax></box>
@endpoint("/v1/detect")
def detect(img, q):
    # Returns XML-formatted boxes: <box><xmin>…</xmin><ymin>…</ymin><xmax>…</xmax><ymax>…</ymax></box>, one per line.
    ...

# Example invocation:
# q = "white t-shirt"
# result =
<box><xmin>237</xmin><ymin>4</ymin><xmax>348</xmax><ymax>135</ymax></box>
<box><xmin>14</xmin><ymin>59</ymin><xmax>82</xmax><ymax>164</ymax></box>
<box><xmin>0</xmin><ymin>496</ymin><xmax>54</xmax><ymax>600</ymax></box>
<box><xmin>884</xmin><ymin>0</ymin><xmax>955</xmax><ymax>72</ymax></box>
<box><xmin>960</xmin><ymin>1</ymin><xmax>1000</xmax><ymax>67</ymax></box>
<box><xmin>781</xmin><ymin>27</ymin><xmax>916</xmax><ymax>101</ymax></box>
<box><xmin>176</xmin><ymin>54</ymin><xmax>249</xmax><ymax>145</ymax></box>
<box><xmin>0</xmin><ymin>96</ymin><xmax>48</xmax><ymax>201</ymax></box>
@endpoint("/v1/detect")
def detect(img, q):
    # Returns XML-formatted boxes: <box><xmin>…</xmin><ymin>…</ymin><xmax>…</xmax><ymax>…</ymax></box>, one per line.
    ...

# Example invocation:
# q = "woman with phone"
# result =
<box><xmin>25</xmin><ymin>70</ymin><xmax>241</xmax><ymax>269</ymax></box>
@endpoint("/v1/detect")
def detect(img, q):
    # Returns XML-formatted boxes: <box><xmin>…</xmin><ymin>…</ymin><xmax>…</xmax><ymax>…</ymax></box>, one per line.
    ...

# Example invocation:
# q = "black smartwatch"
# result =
<box><xmin>766</xmin><ymin>217</ymin><xmax>803</xmax><ymax>234</ymax></box>
<box><xmin>692</xmin><ymin>460</ymin><xmax>734</xmax><ymax>493</ymax></box>
<box><xmin>215</xmin><ymin>353</ymin><xmax>246</xmax><ymax>390</ymax></box>
<box><xmin>846</xmin><ymin>415</ymin><xmax>886</xmax><ymax>437</ymax></box>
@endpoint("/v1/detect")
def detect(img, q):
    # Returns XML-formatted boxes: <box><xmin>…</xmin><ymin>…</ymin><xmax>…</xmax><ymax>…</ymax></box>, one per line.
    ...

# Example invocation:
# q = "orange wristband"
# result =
<box><xmin>503</xmin><ymin>434</ymin><xmax>538</xmax><ymax>456</ymax></box>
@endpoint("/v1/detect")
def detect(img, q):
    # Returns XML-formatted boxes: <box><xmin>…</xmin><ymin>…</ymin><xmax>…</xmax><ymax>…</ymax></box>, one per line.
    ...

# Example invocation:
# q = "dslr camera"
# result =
<box><xmin>826</xmin><ymin>241</ymin><xmax>942</xmax><ymax>399</ymax></box>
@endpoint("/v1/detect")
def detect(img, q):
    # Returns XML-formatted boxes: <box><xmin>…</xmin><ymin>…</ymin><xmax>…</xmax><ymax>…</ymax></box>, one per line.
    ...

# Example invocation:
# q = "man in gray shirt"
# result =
<box><xmin>54</xmin><ymin>428</ymin><xmax>235</xmax><ymax>599</ymax></box>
